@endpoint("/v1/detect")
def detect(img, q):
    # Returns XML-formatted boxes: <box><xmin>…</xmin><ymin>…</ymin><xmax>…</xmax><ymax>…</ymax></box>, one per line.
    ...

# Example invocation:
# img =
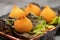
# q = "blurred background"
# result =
<box><xmin>0</xmin><ymin>0</ymin><xmax>60</xmax><ymax>40</ymax></box>
<box><xmin>0</xmin><ymin>0</ymin><xmax>60</xmax><ymax>16</ymax></box>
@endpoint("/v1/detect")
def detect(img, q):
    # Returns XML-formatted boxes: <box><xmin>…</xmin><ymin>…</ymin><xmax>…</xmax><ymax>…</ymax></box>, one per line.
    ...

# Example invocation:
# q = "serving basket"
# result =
<box><xmin>0</xmin><ymin>25</ymin><xmax>59</xmax><ymax>40</ymax></box>
<box><xmin>0</xmin><ymin>6</ymin><xmax>60</xmax><ymax>40</ymax></box>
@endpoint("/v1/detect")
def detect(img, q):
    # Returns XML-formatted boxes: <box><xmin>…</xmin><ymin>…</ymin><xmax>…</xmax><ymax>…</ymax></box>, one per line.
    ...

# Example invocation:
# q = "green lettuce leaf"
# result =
<box><xmin>49</xmin><ymin>17</ymin><xmax>58</xmax><ymax>24</ymax></box>
<box><xmin>33</xmin><ymin>19</ymin><xmax>46</xmax><ymax>34</ymax></box>
<box><xmin>58</xmin><ymin>16</ymin><xmax>60</xmax><ymax>24</ymax></box>
<box><xmin>46</xmin><ymin>25</ymin><xmax>55</xmax><ymax>29</ymax></box>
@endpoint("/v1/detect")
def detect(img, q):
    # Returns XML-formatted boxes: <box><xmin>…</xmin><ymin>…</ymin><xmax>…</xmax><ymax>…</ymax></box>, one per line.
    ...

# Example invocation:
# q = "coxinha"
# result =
<box><xmin>9</xmin><ymin>3</ymin><xmax>56</xmax><ymax>33</ymax></box>
<box><xmin>9</xmin><ymin>5</ymin><xmax>33</xmax><ymax>33</ymax></box>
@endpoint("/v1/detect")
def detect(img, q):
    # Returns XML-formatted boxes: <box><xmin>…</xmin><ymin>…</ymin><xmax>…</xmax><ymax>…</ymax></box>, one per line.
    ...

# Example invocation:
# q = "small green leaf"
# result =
<box><xmin>58</xmin><ymin>16</ymin><xmax>60</xmax><ymax>24</ymax></box>
<box><xmin>33</xmin><ymin>30</ymin><xmax>44</xmax><ymax>34</ymax></box>
<box><xmin>49</xmin><ymin>17</ymin><xmax>58</xmax><ymax>24</ymax></box>
<box><xmin>5</xmin><ymin>20</ymin><xmax>11</xmax><ymax>25</ymax></box>
<box><xmin>46</xmin><ymin>25</ymin><xmax>55</xmax><ymax>29</ymax></box>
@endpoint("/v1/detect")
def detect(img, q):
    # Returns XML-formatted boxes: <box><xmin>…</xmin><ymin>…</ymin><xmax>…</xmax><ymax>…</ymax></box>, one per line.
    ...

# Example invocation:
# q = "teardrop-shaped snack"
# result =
<box><xmin>14</xmin><ymin>17</ymin><xmax>33</xmax><ymax>33</ymax></box>
<box><xmin>25</xmin><ymin>4</ymin><xmax>41</xmax><ymax>16</ymax></box>
<box><xmin>24</xmin><ymin>4</ymin><xmax>31</xmax><ymax>16</ymax></box>
<box><xmin>9</xmin><ymin>5</ymin><xmax>25</xmax><ymax>19</ymax></box>
<box><xmin>40</xmin><ymin>6</ymin><xmax>57</xmax><ymax>23</ymax></box>
<box><xmin>30</xmin><ymin>4</ymin><xmax>41</xmax><ymax>16</ymax></box>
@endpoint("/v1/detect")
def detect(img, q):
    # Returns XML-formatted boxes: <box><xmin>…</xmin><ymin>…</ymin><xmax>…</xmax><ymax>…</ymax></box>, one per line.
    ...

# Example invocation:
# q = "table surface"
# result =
<box><xmin>55</xmin><ymin>36</ymin><xmax>60</xmax><ymax>40</ymax></box>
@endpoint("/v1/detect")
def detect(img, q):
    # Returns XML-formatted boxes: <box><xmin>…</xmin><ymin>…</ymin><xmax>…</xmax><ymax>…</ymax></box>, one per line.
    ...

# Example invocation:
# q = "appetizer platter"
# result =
<box><xmin>0</xmin><ymin>3</ymin><xmax>60</xmax><ymax>40</ymax></box>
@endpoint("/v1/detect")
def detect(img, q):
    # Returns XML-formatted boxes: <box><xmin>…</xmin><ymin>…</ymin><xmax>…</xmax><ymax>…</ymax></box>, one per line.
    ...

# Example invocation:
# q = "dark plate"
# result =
<box><xmin>0</xmin><ymin>13</ymin><xmax>60</xmax><ymax>40</ymax></box>
<box><xmin>0</xmin><ymin>25</ymin><xmax>59</xmax><ymax>40</ymax></box>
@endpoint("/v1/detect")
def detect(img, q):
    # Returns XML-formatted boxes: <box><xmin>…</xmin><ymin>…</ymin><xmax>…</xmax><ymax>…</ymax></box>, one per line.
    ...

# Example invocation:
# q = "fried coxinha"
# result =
<box><xmin>9</xmin><ymin>3</ymin><xmax>57</xmax><ymax>33</ymax></box>
<box><xmin>9</xmin><ymin>5</ymin><xmax>33</xmax><ymax>33</ymax></box>
<box><xmin>24</xmin><ymin>4</ymin><xmax>41</xmax><ymax>16</ymax></box>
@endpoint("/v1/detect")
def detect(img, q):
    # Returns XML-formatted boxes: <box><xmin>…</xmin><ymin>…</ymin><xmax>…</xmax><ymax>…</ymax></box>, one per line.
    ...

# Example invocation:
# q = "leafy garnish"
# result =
<box><xmin>32</xmin><ymin>19</ymin><xmax>46</xmax><ymax>34</ymax></box>
<box><xmin>46</xmin><ymin>25</ymin><xmax>55</xmax><ymax>29</ymax></box>
<box><xmin>58</xmin><ymin>16</ymin><xmax>60</xmax><ymax>24</ymax></box>
<box><xmin>5</xmin><ymin>19</ymin><xmax>15</xmax><ymax>25</ymax></box>
<box><xmin>49</xmin><ymin>17</ymin><xmax>58</xmax><ymax>24</ymax></box>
